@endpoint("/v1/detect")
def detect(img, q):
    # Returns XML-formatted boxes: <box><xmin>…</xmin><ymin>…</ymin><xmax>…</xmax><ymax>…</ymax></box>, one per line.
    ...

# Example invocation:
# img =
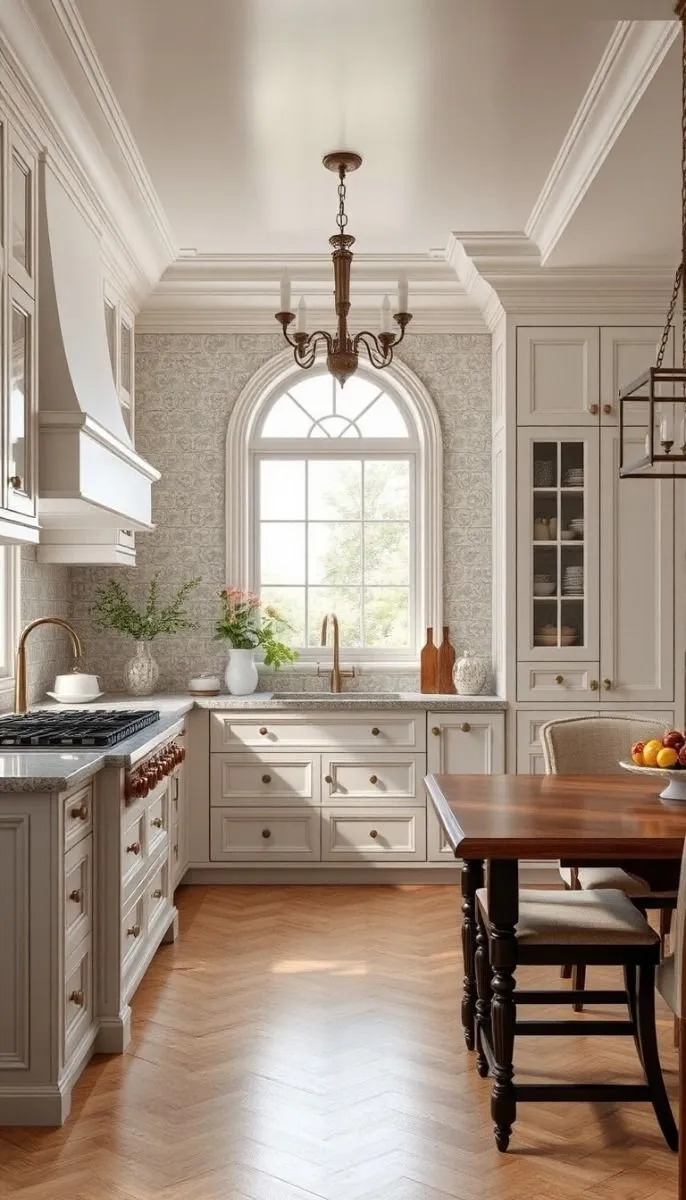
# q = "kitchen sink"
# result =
<box><xmin>275</xmin><ymin>691</ymin><xmax>402</xmax><ymax>701</ymax></box>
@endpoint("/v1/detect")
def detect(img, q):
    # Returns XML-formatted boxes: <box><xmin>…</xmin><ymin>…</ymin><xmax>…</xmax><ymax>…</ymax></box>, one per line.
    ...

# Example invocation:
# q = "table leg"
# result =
<box><xmin>487</xmin><ymin>858</ymin><xmax>519</xmax><ymax>1152</ymax></box>
<box><xmin>461</xmin><ymin>858</ymin><xmax>484</xmax><ymax>1051</ymax></box>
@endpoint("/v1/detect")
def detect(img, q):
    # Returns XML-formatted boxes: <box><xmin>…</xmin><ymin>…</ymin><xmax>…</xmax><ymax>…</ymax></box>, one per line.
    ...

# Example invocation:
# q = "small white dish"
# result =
<box><xmin>46</xmin><ymin>691</ymin><xmax>103</xmax><ymax>704</ymax></box>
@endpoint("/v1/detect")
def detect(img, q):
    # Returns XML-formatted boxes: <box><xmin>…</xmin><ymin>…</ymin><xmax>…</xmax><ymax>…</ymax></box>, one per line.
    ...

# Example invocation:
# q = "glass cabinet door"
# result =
<box><xmin>517</xmin><ymin>428</ymin><xmax>599</xmax><ymax>661</ymax></box>
<box><xmin>6</xmin><ymin>284</ymin><xmax>35</xmax><ymax>518</ymax></box>
<box><xmin>8</xmin><ymin>131</ymin><xmax>35</xmax><ymax>295</ymax></box>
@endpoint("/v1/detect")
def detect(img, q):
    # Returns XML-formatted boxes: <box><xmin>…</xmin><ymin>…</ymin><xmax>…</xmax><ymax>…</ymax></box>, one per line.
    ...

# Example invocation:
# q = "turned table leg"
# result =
<box><xmin>461</xmin><ymin>858</ymin><xmax>485</xmax><ymax>1051</ymax></box>
<box><xmin>487</xmin><ymin>858</ymin><xmax>519</xmax><ymax>1152</ymax></box>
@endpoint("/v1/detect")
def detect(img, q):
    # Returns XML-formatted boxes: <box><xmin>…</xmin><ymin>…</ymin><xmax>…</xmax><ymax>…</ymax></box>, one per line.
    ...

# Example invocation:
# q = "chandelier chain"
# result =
<box><xmin>336</xmin><ymin>167</ymin><xmax>348</xmax><ymax>232</ymax></box>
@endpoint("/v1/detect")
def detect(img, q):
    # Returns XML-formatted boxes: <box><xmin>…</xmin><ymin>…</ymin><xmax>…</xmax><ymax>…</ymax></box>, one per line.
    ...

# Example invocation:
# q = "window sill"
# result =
<box><xmin>261</xmin><ymin>659</ymin><xmax>420</xmax><ymax>675</ymax></box>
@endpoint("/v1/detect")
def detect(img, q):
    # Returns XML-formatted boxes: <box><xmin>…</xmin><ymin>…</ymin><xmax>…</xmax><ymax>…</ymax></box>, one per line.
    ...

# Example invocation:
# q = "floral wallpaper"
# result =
<box><xmin>68</xmin><ymin>332</ymin><xmax>492</xmax><ymax>694</ymax></box>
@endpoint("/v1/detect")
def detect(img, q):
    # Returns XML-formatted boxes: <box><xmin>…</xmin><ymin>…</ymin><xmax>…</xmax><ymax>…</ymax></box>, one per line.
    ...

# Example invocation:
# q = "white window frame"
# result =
<box><xmin>0</xmin><ymin>545</ymin><xmax>20</xmax><ymax>702</ymax></box>
<box><xmin>226</xmin><ymin>350</ymin><xmax>443</xmax><ymax>670</ymax></box>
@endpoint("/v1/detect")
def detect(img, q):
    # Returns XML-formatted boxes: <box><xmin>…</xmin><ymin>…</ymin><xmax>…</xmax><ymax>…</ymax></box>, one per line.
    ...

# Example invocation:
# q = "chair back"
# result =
<box><xmin>540</xmin><ymin>714</ymin><xmax>668</xmax><ymax>775</ymax></box>
<box><xmin>671</xmin><ymin>838</ymin><xmax>686</xmax><ymax>1018</ymax></box>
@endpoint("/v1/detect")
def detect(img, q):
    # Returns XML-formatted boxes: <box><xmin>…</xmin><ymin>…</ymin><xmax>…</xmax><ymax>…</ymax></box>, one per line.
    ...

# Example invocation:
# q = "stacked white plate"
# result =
<box><xmin>563</xmin><ymin>565</ymin><xmax>584</xmax><ymax>595</ymax></box>
<box><xmin>564</xmin><ymin>468</ymin><xmax>584</xmax><ymax>486</ymax></box>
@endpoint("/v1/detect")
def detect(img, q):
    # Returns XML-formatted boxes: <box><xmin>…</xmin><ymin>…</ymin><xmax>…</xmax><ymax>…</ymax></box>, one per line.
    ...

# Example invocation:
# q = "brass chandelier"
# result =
<box><xmin>619</xmin><ymin>0</ymin><xmax>686</xmax><ymax>477</ymax></box>
<box><xmin>275</xmin><ymin>152</ymin><xmax>412</xmax><ymax>387</ymax></box>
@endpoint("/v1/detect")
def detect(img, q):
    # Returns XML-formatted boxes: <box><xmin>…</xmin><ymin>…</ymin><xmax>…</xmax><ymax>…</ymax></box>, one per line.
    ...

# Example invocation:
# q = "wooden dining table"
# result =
<box><xmin>425</xmin><ymin>771</ymin><xmax>686</xmax><ymax>1190</ymax></box>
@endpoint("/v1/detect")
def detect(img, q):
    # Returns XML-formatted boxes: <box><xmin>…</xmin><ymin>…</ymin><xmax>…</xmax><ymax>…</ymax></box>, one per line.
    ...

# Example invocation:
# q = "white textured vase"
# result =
<box><xmin>124</xmin><ymin>640</ymin><xmax>159</xmax><ymax>696</ymax></box>
<box><xmin>225</xmin><ymin>648</ymin><xmax>259</xmax><ymax>696</ymax></box>
<box><xmin>453</xmin><ymin>651</ymin><xmax>490</xmax><ymax>696</ymax></box>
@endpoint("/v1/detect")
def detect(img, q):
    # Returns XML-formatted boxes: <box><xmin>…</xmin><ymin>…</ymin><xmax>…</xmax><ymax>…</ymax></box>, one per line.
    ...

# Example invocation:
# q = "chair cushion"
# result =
<box><xmin>657</xmin><ymin>955</ymin><xmax>676</xmax><ymax>1013</ymax></box>
<box><xmin>476</xmin><ymin>887</ymin><xmax>659</xmax><ymax>947</ymax></box>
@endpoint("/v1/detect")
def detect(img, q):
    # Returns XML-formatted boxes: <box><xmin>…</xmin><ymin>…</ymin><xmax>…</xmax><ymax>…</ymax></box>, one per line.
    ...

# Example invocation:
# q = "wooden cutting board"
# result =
<box><xmin>420</xmin><ymin>628</ymin><xmax>438</xmax><ymax>693</ymax></box>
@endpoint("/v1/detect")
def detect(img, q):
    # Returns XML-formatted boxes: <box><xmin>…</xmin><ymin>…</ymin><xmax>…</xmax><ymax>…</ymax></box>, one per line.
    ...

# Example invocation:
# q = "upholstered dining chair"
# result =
<box><xmin>540</xmin><ymin>715</ymin><xmax>678</xmax><ymax>1007</ymax></box>
<box><xmin>657</xmin><ymin>834</ymin><xmax>686</xmax><ymax>1192</ymax></box>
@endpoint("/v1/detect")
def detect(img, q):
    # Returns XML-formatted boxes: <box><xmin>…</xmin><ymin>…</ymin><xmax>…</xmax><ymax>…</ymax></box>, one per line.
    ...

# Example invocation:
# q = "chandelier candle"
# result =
<box><xmin>275</xmin><ymin>151</ymin><xmax>413</xmax><ymax>386</ymax></box>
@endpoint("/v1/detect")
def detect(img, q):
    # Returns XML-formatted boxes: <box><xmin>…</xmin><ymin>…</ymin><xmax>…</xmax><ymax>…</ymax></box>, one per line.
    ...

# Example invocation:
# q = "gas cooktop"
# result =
<box><xmin>0</xmin><ymin>709</ymin><xmax>160</xmax><ymax>748</ymax></box>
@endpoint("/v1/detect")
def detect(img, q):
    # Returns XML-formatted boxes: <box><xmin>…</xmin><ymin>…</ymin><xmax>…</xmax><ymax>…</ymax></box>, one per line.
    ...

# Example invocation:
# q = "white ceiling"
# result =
<box><xmin>22</xmin><ymin>0</ymin><xmax>683</xmax><ymax>277</ymax></box>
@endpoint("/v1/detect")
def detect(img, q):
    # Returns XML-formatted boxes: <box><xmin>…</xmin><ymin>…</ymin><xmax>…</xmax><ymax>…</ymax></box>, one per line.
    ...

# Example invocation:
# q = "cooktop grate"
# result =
<box><xmin>0</xmin><ymin>709</ymin><xmax>160</xmax><ymax>748</ymax></box>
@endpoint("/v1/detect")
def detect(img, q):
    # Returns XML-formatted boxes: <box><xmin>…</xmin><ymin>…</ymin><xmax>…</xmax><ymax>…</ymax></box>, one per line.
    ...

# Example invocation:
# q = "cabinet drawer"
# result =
<box><xmin>64</xmin><ymin>935</ymin><xmax>93</xmax><ymax>1065</ymax></box>
<box><xmin>121</xmin><ymin>806</ymin><xmax>147</xmax><ymax>893</ymax></box>
<box><xmin>211</xmin><ymin>754</ymin><xmax>318</xmax><ymax>805</ymax></box>
<box><xmin>64</xmin><ymin>835</ymin><xmax>93</xmax><ymax>957</ymax></box>
<box><xmin>517</xmin><ymin>662</ymin><xmax>599</xmax><ymax>703</ymax></box>
<box><xmin>121</xmin><ymin>889</ymin><xmax>147</xmax><ymax>975</ymax></box>
<box><xmin>146</xmin><ymin>782</ymin><xmax>169</xmax><ymax>858</ymax></box>
<box><xmin>211</xmin><ymin>712</ymin><xmax>425</xmax><ymax>752</ymax></box>
<box><xmin>63</xmin><ymin>784</ymin><xmax>93</xmax><ymax>850</ymax></box>
<box><xmin>322</xmin><ymin>754</ymin><xmax>421</xmax><ymax>804</ymax></box>
<box><xmin>147</xmin><ymin>857</ymin><xmax>169</xmax><ymax>930</ymax></box>
<box><xmin>210</xmin><ymin>807</ymin><xmax>320</xmax><ymax>861</ymax></box>
<box><xmin>322</xmin><ymin>807</ymin><xmax>426</xmax><ymax>861</ymax></box>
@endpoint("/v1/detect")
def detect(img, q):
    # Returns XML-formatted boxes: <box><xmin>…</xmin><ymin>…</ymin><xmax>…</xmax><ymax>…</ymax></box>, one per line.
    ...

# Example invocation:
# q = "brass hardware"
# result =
<box><xmin>122</xmin><ymin>529</ymin><xmax>132</xmax><ymax>537</ymax></box>
<box><xmin>70</xmin><ymin>803</ymin><xmax>89</xmax><ymax>821</ymax></box>
<box><xmin>14</xmin><ymin>617</ymin><xmax>83</xmax><ymax>714</ymax></box>
<box><xmin>173</xmin><ymin>843</ymin><xmax>178</xmax><ymax>858</ymax></box>
<box><xmin>69</xmin><ymin>989</ymin><xmax>84</xmax><ymax>1006</ymax></box>
<box><xmin>602</xmin><ymin>403</ymin><xmax>613</xmax><ymax>415</ymax></box>
<box><xmin>588</xmin><ymin>404</ymin><xmax>599</xmax><ymax>415</ymax></box>
<box><xmin>151</xmin><ymin>888</ymin><xmax>163</xmax><ymax>899</ymax></box>
<box><xmin>603</xmin><ymin>678</ymin><xmax>612</xmax><ymax>690</ymax></box>
<box><xmin>325</xmin><ymin>774</ymin><xmax>333</xmax><ymax>784</ymax></box>
<box><xmin>68</xmin><ymin>888</ymin><xmax>83</xmax><ymax>903</ymax></box>
<box><xmin>555</xmin><ymin>675</ymin><xmax>564</xmax><ymax>685</ymax></box>
<box><xmin>127</xmin><ymin>924</ymin><xmax>141</xmax><ymax>937</ymax></box>
<box><xmin>259</xmin><ymin>726</ymin><xmax>268</xmax><ymax>736</ymax></box>
<box><xmin>319</xmin><ymin>612</ymin><xmax>355</xmax><ymax>693</ymax></box>
<box><xmin>369</xmin><ymin>775</ymin><xmax>378</xmax><ymax>784</ymax></box>
<box><xmin>126</xmin><ymin>841</ymin><xmax>141</xmax><ymax>855</ymax></box>
<box><xmin>8</xmin><ymin>474</ymin><xmax>22</xmax><ymax>489</ymax></box>
<box><xmin>150</xmin><ymin>817</ymin><xmax>163</xmax><ymax>828</ymax></box>
<box><xmin>371</xmin><ymin>727</ymin><xmax>380</xmax><ymax>736</ymax></box>
<box><xmin>431</xmin><ymin>726</ymin><xmax>441</xmax><ymax>736</ymax></box>
<box><xmin>275</xmin><ymin>153</ymin><xmax>412</xmax><ymax>387</ymax></box>
<box><xmin>460</xmin><ymin>722</ymin><xmax>472</xmax><ymax>733</ymax></box>
<box><xmin>369</xmin><ymin>829</ymin><xmax>379</xmax><ymax>839</ymax></box>
<box><xmin>590</xmin><ymin>679</ymin><xmax>599</xmax><ymax>691</ymax></box>
<box><xmin>262</xmin><ymin>774</ymin><xmax>272</xmax><ymax>784</ymax></box>
<box><xmin>262</xmin><ymin>829</ymin><xmax>271</xmax><ymax>839</ymax></box>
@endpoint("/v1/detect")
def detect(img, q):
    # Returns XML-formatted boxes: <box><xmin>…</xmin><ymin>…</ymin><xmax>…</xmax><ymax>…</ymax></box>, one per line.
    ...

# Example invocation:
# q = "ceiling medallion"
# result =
<box><xmin>275</xmin><ymin>152</ymin><xmax>412</xmax><ymax>387</ymax></box>
<box><xmin>619</xmin><ymin>0</ymin><xmax>686</xmax><ymax>478</ymax></box>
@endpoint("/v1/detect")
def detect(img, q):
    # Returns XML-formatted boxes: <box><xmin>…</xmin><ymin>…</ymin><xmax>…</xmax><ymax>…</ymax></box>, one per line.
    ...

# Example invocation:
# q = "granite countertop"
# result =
<box><xmin>0</xmin><ymin>690</ymin><xmax>506</xmax><ymax>792</ymax></box>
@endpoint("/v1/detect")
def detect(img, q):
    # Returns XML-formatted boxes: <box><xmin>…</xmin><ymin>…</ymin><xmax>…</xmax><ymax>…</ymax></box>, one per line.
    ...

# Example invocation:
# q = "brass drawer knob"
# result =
<box><xmin>602</xmin><ymin>403</ymin><xmax>613</xmax><ymax>415</ymax></box>
<box><xmin>602</xmin><ymin>678</ymin><xmax>612</xmax><ymax>690</ymax></box>
<box><xmin>150</xmin><ymin>816</ymin><xmax>163</xmax><ymax>828</ymax></box>
<box><xmin>68</xmin><ymin>888</ymin><xmax>83</xmax><ymax>903</ymax></box>
<box><xmin>369</xmin><ymin>775</ymin><xmax>379</xmax><ymax>785</ymax></box>
<box><xmin>70</xmin><ymin>803</ymin><xmax>89</xmax><ymax>821</ymax></box>
<box><xmin>431</xmin><ymin>726</ymin><xmax>441</xmax><ymax>736</ymax></box>
<box><xmin>588</xmin><ymin>403</ymin><xmax>599</xmax><ymax>415</ymax></box>
<box><xmin>8</xmin><ymin>474</ymin><xmax>22</xmax><ymax>489</ymax></box>
<box><xmin>325</xmin><ymin>774</ymin><xmax>333</xmax><ymax>784</ymax></box>
<box><xmin>262</xmin><ymin>829</ymin><xmax>271</xmax><ymax>839</ymax></box>
<box><xmin>151</xmin><ymin>888</ymin><xmax>163</xmax><ymax>899</ymax></box>
<box><xmin>69</xmin><ymin>989</ymin><xmax>84</xmax><ymax>1006</ymax></box>
<box><xmin>590</xmin><ymin>679</ymin><xmax>599</xmax><ymax>691</ymax></box>
<box><xmin>555</xmin><ymin>675</ymin><xmax>564</xmax><ymax>685</ymax></box>
<box><xmin>127</xmin><ymin>923</ymin><xmax>141</xmax><ymax>938</ymax></box>
<box><xmin>126</xmin><ymin>841</ymin><xmax>141</xmax><ymax>855</ymax></box>
<box><xmin>262</xmin><ymin>774</ymin><xmax>272</xmax><ymax>784</ymax></box>
<box><xmin>259</xmin><ymin>726</ymin><xmax>268</xmax><ymax>736</ymax></box>
<box><xmin>371</xmin><ymin>727</ymin><xmax>380</xmax><ymax>736</ymax></box>
<box><xmin>369</xmin><ymin>829</ymin><xmax>379</xmax><ymax>839</ymax></box>
<box><xmin>460</xmin><ymin>722</ymin><xmax>471</xmax><ymax>733</ymax></box>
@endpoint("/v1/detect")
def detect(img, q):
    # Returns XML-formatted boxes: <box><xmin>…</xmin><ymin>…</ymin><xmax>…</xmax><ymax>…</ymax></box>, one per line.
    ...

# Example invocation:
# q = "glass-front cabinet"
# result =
<box><xmin>6</xmin><ymin>282</ymin><xmax>36</xmax><ymax>521</ymax></box>
<box><xmin>517</xmin><ymin>427</ymin><xmax>600</xmax><ymax>665</ymax></box>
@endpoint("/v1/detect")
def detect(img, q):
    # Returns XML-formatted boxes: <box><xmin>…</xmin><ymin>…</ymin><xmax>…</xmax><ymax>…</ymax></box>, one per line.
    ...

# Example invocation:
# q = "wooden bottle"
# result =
<box><xmin>437</xmin><ymin>626</ymin><xmax>457</xmax><ymax>694</ymax></box>
<box><xmin>420</xmin><ymin>628</ymin><xmax>439</xmax><ymax>694</ymax></box>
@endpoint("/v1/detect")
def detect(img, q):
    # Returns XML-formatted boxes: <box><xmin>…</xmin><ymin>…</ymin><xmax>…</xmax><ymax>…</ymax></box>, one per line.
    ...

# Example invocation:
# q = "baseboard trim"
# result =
<box><xmin>94</xmin><ymin>1009</ymin><xmax>131</xmax><ymax>1055</ymax></box>
<box><xmin>182</xmin><ymin>862</ymin><xmax>561</xmax><ymax>887</ymax></box>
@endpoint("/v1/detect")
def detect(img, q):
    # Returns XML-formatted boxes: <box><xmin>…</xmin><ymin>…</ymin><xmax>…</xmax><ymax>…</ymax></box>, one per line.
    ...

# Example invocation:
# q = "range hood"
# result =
<box><xmin>37</xmin><ymin>160</ymin><xmax>159</xmax><ymax>531</ymax></box>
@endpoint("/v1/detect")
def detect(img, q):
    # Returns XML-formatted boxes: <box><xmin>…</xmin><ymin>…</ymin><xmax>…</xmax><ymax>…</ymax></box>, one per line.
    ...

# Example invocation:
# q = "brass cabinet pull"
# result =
<box><xmin>555</xmin><ymin>675</ymin><xmax>564</xmax><ymax>685</ymax></box>
<box><xmin>369</xmin><ymin>829</ymin><xmax>379</xmax><ymax>839</ymax></box>
<box><xmin>262</xmin><ymin>829</ymin><xmax>271</xmax><ymax>839</ymax></box>
<box><xmin>431</xmin><ymin>726</ymin><xmax>441</xmax><ymax>736</ymax></box>
<box><xmin>126</xmin><ymin>841</ymin><xmax>141</xmax><ymax>855</ymax></box>
<box><xmin>68</xmin><ymin>888</ymin><xmax>83</xmax><ymax>903</ymax></box>
<box><xmin>127</xmin><ymin>924</ymin><xmax>141</xmax><ymax>938</ymax></box>
<box><xmin>324</xmin><ymin>774</ymin><xmax>333</xmax><ymax>784</ymax></box>
<box><xmin>590</xmin><ymin>679</ymin><xmax>599</xmax><ymax>691</ymax></box>
<box><xmin>8</xmin><ymin>474</ymin><xmax>22</xmax><ymax>489</ymax></box>
<box><xmin>602</xmin><ymin>403</ymin><xmax>613</xmax><ymax>415</ymax></box>
<box><xmin>369</xmin><ymin>775</ymin><xmax>379</xmax><ymax>784</ymax></box>
<box><xmin>603</xmin><ymin>678</ymin><xmax>612</xmax><ymax>690</ymax></box>
<box><xmin>69</xmin><ymin>989</ymin><xmax>84</xmax><ymax>1006</ymax></box>
<box><xmin>460</xmin><ymin>722</ymin><xmax>471</xmax><ymax>733</ymax></box>
<box><xmin>588</xmin><ymin>403</ymin><xmax>599</xmax><ymax>415</ymax></box>
<box><xmin>371</xmin><ymin>727</ymin><xmax>380</xmax><ymax>736</ymax></box>
<box><xmin>259</xmin><ymin>726</ymin><xmax>268</xmax><ymax>736</ymax></box>
<box><xmin>262</xmin><ymin>774</ymin><xmax>272</xmax><ymax>784</ymax></box>
<box><xmin>151</xmin><ymin>888</ymin><xmax>163</xmax><ymax>899</ymax></box>
<box><xmin>70</xmin><ymin>803</ymin><xmax>89</xmax><ymax>821</ymax></box>
<box><xmin>150</xmin><ymin>816</ymin><xmax>163</xmax><ymax>828</ymax></box>
<box><xmin>122</xmin><ymin>529</ymin><xmax>132</xmax><ymax>537</ymax></box>
<box><xmin>173</xmin><ymin>843</ymin><xmax>179</xmax><ymax>858</ymax></box>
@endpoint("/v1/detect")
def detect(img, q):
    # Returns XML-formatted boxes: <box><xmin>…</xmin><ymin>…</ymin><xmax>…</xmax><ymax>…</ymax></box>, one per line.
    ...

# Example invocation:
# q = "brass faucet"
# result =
<box><xmin>14</xmin><ymin>618</ymin><xmax>84</xmax><ymax>714</ymax></box>
<box><xmin>318</xmin><ymin>613</ymin><xmax>355</xmax><ymax>693</ymax></box>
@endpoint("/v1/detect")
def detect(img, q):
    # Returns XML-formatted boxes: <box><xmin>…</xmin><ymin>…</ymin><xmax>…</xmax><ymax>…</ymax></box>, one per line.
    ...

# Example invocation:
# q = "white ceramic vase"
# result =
<box><xmin>225</xmin><ymin>648</ymin><xmax>259</xmax><ymax>696</ymax></box>
<box><xmin>124</xmin><ymin>640</ymin><xmax>159</xmax><ymax>696</ymax></box>
<box><xmin>453</xmin><ymin>650</ymin><xmax>490</xmax><ymax>696</ymax></box>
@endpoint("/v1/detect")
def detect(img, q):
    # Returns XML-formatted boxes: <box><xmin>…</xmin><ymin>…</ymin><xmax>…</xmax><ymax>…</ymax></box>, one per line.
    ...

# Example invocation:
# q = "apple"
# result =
<box><xmin>631</xmin><ymin>741</ymin><xmax>645</xmax><ymax>757</ymax></box>
<box><xmin>663</xmin><ymin>730</ymin><xmax>685</xmax><ymax>751</ymax></box>
<box><xmin>678</xmin><ymin>744</ymin><xmax>686</xmax><ymax>767</ymax></box>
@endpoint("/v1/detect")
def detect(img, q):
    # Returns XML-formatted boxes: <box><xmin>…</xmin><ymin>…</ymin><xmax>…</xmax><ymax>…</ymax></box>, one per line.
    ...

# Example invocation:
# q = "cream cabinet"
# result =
<box><xmin>426</xmin><ymin>712</ymin><xmax>505</xmax><ymax>861</ymax></box>
<box><xmin>517</xmin><ymin>327</ymin><xmax>600</xmax><ymax>426</ymax></box>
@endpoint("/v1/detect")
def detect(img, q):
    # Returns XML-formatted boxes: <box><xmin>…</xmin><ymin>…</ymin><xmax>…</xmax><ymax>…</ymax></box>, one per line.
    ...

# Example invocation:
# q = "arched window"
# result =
<box><xmin>226</xmin><ymin>352</ymin><xmax>442</xmax><ymax>666</ymax></box>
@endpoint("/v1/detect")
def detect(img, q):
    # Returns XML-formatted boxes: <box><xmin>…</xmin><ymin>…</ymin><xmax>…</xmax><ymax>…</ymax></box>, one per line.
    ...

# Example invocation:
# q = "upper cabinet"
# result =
<box><xmin>517</xmin><ymin>327</ymin><xmax>600</xmax><ymax>426</ymax></box>
<box><xmin>600</xmin><ymin>326</ymin><xmax>670</xmax><ymax>427</ymax></box>
<box><xmin>8</xmin><ymin>127</ymin><xmax>36</xmax><ymax>297</ymax></box>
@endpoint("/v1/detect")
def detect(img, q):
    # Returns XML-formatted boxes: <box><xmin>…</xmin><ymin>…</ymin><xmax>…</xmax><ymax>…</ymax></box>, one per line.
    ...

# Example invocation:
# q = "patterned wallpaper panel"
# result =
<box><xmin>66</xmin><ymin>333</ymin><xmax>492</xmax><ymax>694</ymax></box>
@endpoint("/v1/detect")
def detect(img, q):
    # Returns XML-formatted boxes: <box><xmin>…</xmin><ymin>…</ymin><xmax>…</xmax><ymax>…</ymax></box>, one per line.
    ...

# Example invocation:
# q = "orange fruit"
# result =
<box><xmin>657</xmin><ymin>746</ymin><xmax>679</xmax><ymax>769</ymax></box>
<box><xmin>643</xmin><ymin>739</ymin><xmax>663</xmax><ymax>767</ymax></box>
<box><xmin>632</xmin><ymin>749</ymin><xmax>645</xmax><ymax>766</ymax></box>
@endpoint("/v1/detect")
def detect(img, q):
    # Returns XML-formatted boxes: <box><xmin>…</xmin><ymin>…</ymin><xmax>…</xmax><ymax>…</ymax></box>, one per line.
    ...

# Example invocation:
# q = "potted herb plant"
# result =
<box><xmin>215</xmin><ymin>588</ymin><xmax>297</xmax><ymax>694</ymax></box>
<box><xmin>93</xmin><ymin>575</ymin><xmax>201</xmax><ymax>695</ymax></box>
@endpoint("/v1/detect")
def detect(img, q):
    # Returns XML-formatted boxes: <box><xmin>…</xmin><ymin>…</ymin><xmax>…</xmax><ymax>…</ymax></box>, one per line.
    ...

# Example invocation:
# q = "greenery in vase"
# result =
<box><xmin>92</xmin><ymin>575</ymin><xmax>201</xmax><ymax>640</ymax></box>
<box><xmin>215</xmin><ymin>587</ymin><xmax>298</xmax><ymax>669</ymax></box>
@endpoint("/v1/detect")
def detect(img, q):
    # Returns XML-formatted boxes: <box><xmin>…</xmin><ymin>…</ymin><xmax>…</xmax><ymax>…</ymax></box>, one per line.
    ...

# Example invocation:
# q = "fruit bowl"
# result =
<box><xmin>619</xmin><ymin>760</ymin><xmax>686</xmax><ymax>804</ymax></box>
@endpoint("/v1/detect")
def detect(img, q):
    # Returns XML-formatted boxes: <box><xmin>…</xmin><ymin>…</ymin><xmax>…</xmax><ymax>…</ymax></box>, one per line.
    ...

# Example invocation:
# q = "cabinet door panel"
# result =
<box><xmin>210</xmin><ymin>807</ymin><xmax>320</xmax><ymax>861</ymax></box>
<box><xmin>6</xmin><ymin>284</ymin><xmax>36</xmax><ymax>519</ymax></box>
<box><xmin>601</xmin><ymin>326</ymin><xmax>670</xmax><ymax>426</ymax></box>
<box><xmin>322</xmin><ymin>807</ymin><xmax>426</xmax><ymax>861</ymax></box>
<box><xmin>426</xmin><ymin>714</ymin><xmax>504</xmax><ymax>861</ymax></box>
<box><xmin>600</xmin><ymin>428</ymin><xmax>674</xmax><ymax>704</ymax></box>
<box><xmin>517</xmin><ymin>327</ymin><xmax>599</xmax><ymax>425</ymax></box>
<box><xmin>8</xmin><ymin>130</ymin><xmax>35</xmax><ymax>294</ymax></box>
<box><xmin>516</xmin><ymin>709</ymin><xmax>592</xmax><ymax>775</ymax></box>
<box><xmin>517</xmin><ymin>662</ymin><xmax>599</xmax><ymax>703</ymax></box>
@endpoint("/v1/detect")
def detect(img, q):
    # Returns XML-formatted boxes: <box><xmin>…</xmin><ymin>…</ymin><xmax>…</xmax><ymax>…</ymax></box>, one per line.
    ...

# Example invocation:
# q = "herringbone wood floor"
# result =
<box><xmin>0</xmin><ymin>884</ymin><xmax>680</xmax><ymax>1199</ymax></box>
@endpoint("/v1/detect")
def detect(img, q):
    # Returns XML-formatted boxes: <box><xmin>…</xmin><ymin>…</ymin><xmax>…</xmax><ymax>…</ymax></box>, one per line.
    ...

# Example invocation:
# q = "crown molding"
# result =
<box><xmin>526</xmin><ymin>19</ymin><xmax>678</xmax><ymax>265</ymax></box>
<box><xmin>137</xmin><ymin>252</ymin><xmax>487</xmax><ymax>334</ymax></box>
<box><xmin>0</xmin><ymin>0</ymin><xmax>173</xmax><ymax>303</ymax></box>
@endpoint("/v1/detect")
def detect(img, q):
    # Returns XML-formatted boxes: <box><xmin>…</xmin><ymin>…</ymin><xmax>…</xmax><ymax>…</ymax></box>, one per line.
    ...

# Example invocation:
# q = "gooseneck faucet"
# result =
<box><xmin>318</xmin><ymin>613</ymin><xmax>355</xmax><ymax>694</ymax></box>
<box><xmin>14</xmin><ymin>618</ymin><xmax>84</xmax><ymax>714</ymax></box>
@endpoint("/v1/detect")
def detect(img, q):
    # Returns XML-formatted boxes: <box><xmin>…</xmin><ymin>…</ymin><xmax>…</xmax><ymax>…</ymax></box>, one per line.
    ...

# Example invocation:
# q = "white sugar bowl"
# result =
<box><xmin>453</xmin><ymin>651</ymin><xmax>490</xmax><ymax>696</ymax></box>
<box><xmin>188</xmin><ymin>674</ymin><xmax>221</xmax><ymax>697</ymax></box>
